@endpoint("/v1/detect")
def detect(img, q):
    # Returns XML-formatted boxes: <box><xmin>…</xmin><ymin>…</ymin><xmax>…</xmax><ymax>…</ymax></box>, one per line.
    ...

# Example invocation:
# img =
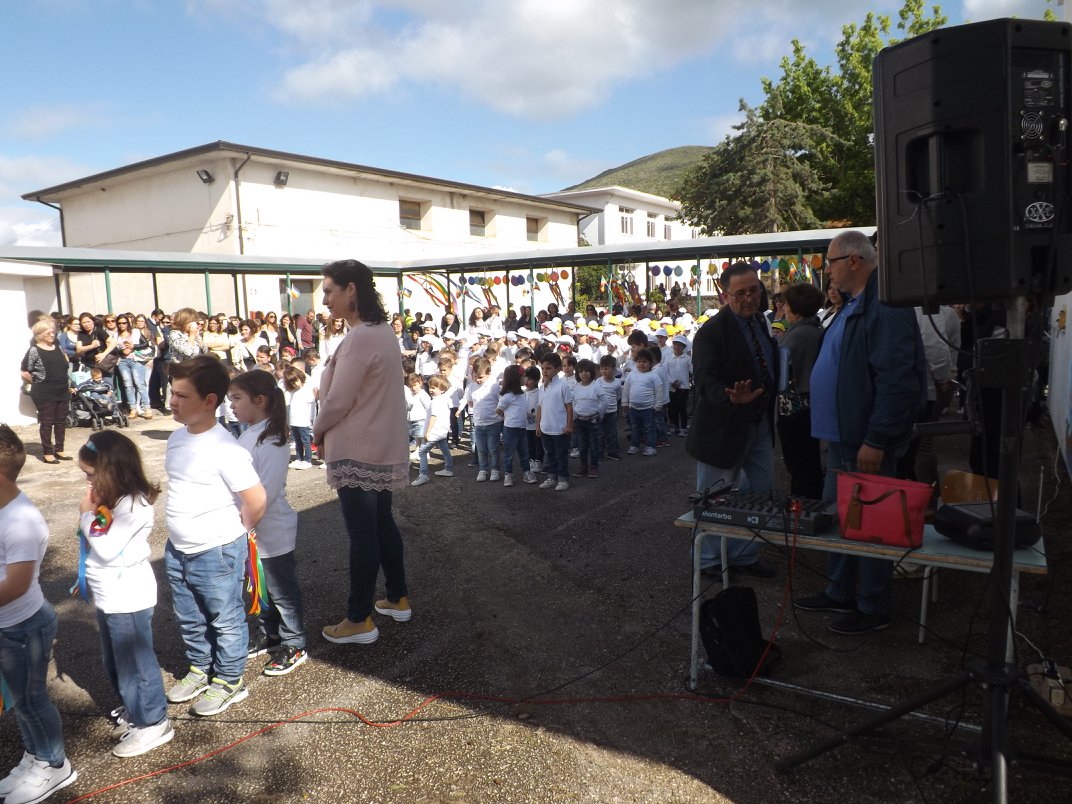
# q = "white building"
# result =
<box><xmin>22</xmin><ymin>141</ymin><xmax>593</xmax><ymax>318</ymax></box>
<box><xmin>2</xmin><ymin>260</ymin><xmax>60</xmax><ymax>425</ymax></box>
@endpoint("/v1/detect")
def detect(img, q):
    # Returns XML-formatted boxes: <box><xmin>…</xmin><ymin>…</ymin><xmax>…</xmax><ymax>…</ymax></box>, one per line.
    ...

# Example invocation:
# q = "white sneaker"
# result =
<box><xmin>476</xmin><ymin>470</ymin><xmax>488</xmax><ymax>482</ymax></box>
<box><xmin>642</xmin><ymin>447</ymin><xmax>657</xmax><ymax>456</ymax></box>
<box><xmin>522</xmin><ymin>471</ymin><xmax>537</xmax><ymax>484</ymax></box>
<box><xmin>569</xmin><ymin>448</ymin><xmax>580</xmax><ymax>458</ymax></box>
<box><xmin>0</xmin><ymin>753</ymin><xmax>34</xmax><ymax>797</ymax></box>
<box><xmin>554</xmin><ymin>481</ymin><xmax>570</xmax><ymax>491</ymax></box>
<box><xmin>288</xmin><ymin>460</ymin><xmax>303</xmax><ymax>469</ymax></box>
<box><xmin>296</xmin><ymin>461</ymin><xmax>313</xmax><ymax>470</ymax></box>
<box><xmin>503</xmin><ymin>473</ymin><xmax>514</xmax><ymax>487</ymax></box>
<box><xmin>109</xmin><ymin>705</ymin><xmax>132</xmax><ymax>738</ymax></box>
<box><xmin>4</xmin><ymin>758</ymin><xmax>77</xmax><ymax>804</ymax></box>
<box><xmin>489</xmin><ymin>470</ymin><xmax>501</xmax><ymax>482</ymax></box>
<box><xmin>113</xmin><ymin>719</ymin><xmax>175</xmax><ymax>758</ymax></box>
<box><xmin>627</xmin><ymin>446</ymin><xmax>638</xmax><ymax>455</ymax></box>
<box><xmin>434</xmin><ymin>469</ymin><xmax>454</xmax><ymax>477</ymax></box>
<box><xmin>538</xmin><ymin>478</ymin><xmax>556</xmax><ymax>489</ymax></box>
<box><xmin>410</xmin><ymin>474</ymin><xmax>430</xmax><ymax>486</ymax></box>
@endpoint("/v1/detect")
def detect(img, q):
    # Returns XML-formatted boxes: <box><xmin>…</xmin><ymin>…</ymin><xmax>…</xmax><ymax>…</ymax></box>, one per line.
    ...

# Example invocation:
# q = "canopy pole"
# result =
<box><xmin>285</xmin><ymin>271</ymin><xmax>293</xmax><ymax>318</ymax></box>
<box><xmin>104</xmin><ymin>267</ymin><xmax>113</xmax><ymax>313</ymax></box>
<box><xmin>695</xmin><ymin>255</ymin><xmax>702</xmax><ymax>317</ymax></box>
<box><xmin>232</xmin><ymin>273</ymin><xmax>240</xmax><ymax>316</ymax></box>
<box><xmin>152</xmin><ymin>272</ymin><xmax>160</xmax><ymax>311</ymax></box>
<box><xmin>204</xmin><ymin>271</ymin><xmax>213</xmax><ymax>315</ymax></box>
<box><xmin>606</xmin><ymin>259</ymin><xmax>613</xmax><ymax>312</ymax></box>
<box><xmin>528</xmin><ymin>265</ymin><xmax>535</xmax><ymax>330</ymax></box>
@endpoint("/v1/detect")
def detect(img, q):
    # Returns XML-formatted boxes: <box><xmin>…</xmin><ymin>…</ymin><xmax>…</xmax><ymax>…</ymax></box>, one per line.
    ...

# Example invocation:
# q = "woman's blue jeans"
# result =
<box><xmin>336</xmin><ymin>487</ymin><xmax>408</xmax><ymax>622</ymax></box>
<box><xmin>117</xmin><ymin>357</ymin><xmax>150</xmax><ymax>412</ymax></box>
<box><xmin>0</xmin><ymin>601</ymin><xmax>65</xmax><ymax>765</ymax></box>
<box><xmin>165</xmin><ymin>536</ymin><xmax>249</xmax><ymax>682</ymax></box>
<box><xmin>96</xmin><ymin>606</ymin><xmax>168</xmax><ymax>728</ymax></box>
<box><xmin>473</xmin><ymin>422</ymin><xmax>503</xmax><ymax>473</ymax></box>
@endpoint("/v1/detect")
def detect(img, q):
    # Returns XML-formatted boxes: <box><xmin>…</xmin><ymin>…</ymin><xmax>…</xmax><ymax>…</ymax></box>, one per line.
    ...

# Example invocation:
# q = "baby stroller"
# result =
<box><xmin>67</xmin><ymin>369</ymin><xmax>129</xmax><ymax>430</ymax></box>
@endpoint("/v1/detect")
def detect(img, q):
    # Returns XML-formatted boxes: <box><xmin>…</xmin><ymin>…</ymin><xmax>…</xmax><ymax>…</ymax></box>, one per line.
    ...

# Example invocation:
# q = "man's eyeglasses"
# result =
<box><xmin>825</xmin><ymin>254</ymin><xmax>851</xmax><ymax>267</ymax></box>
<box><xmin>729</xmin><ymin>286</ymin><xmax>763</xmax><ymax>301</ymax></box>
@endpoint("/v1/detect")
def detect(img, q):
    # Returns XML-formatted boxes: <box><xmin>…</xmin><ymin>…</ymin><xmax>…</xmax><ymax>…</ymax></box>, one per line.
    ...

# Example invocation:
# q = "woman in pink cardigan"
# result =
<box><xmin>313</xmin><ymin>260</ymin><xmax>412</xmax><ymax>645</ymax></box>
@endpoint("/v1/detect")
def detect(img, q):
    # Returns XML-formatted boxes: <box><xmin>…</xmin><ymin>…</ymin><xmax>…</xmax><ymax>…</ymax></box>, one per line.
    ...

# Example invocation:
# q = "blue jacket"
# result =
<box><xmin>833</xmin><ymin>271</ymin><xmax>926</xmax><ymax>451</ymax></box>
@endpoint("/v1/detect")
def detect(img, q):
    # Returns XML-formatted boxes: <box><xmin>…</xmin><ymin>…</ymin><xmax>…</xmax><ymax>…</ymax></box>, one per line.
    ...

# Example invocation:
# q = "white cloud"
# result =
<box><xmin>0</xmin><ymin>154</ymin><xmax>92</xmax><ymax>246</ymax></box>
<box><xmin>3</xmin><ymin>103</ymin><xmax>111</xmax><ymax>141</ymax></box>
<box><xmin>962</xmin><ymin>1</ymin><xmax>1055</xmax><ymax>21</ymax></box>
<box><xmin>704</xmin><ymin>111</ymin><xmax>746</xmax><ymax>143</ymax></box>
<box><xmin>0</xmin><ymin>209</ymin><xmax>61</xmax><ymax>247</ymax></box>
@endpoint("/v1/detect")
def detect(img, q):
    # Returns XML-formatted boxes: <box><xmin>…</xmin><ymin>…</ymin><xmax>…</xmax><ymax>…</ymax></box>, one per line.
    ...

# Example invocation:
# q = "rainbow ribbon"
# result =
<box><xmin>70</xmin><ymin>506</ymin><xmax>112</xmax><ymax>602</ymax></box>
<box><xmin>244</xmin><ymin>529</ymin><xmax>269</xmax><ymax>616</ymax></box>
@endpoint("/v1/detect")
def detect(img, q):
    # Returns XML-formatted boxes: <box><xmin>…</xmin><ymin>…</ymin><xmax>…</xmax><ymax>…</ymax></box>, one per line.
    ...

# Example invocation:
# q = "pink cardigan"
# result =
<box><xmin>313</xmin><ymin>321</ymin><xmax>409</xmax><ymax>471</ymax></box>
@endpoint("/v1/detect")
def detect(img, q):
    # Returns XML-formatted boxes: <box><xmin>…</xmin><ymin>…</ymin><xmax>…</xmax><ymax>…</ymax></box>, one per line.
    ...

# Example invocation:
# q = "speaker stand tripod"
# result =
<box><xmin>776</xmin><ymin>300</ymin><xmax>1072</xmax><ymax>802</ymax></box>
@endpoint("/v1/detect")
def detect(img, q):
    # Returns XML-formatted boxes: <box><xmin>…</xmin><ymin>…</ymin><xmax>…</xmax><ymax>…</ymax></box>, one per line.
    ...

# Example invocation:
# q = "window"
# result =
<box><xmin>470</xmin><ymin>209</ymin><xmax>487</xmax><ymax>237</ymax></box>
<box><xmin>646</xmin><ymin>212</ymin><xmax>658</xmax><ymax>238</ymax></box>
<box><xmin>620</xmin><ymin>206</ymin><xmax>634</xmax><ymax>235</ymax></box>
<box><xmin>664</xmin><ymin>224</ymin><xmax>672</xmax><ymax>240</ymax></box>
<box><xmin>526</xmin><ymin>217</ymin><xmax>541</xmax><ymax>242</ymax></box>
<box><xmin>399</xmin><ymin>199</ymin><xmax>423</xmax><ymax>230</ymax></box>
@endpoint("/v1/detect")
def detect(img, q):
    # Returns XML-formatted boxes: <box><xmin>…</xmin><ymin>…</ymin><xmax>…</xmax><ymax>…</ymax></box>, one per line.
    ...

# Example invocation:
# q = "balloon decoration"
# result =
<box><xmin>662</xmin><ymin>266</ymin><xmax>672</xmax><ymax>276</ymax></box>
<box><xmin>811</xmin><ymin>254</ymin><xmax>823</xmax><ymax>269</ymax></box>
<box><xmin>651</xmin><ymin>266</ymin><xmax>661</xmax><ymax>276</ymax></box>
<box><xmin>673</xmin><ymin>266</ymin><xmax>683</xmax><ymax>276</ymax></box>
<box><xmin>760</xmin><ymin>260</ymin><xmax>771</xmax><ymax>273</ymax></box>
<box><xmin>560</xmin><ymin>269</ymin><xmax>568</xmax><ymax>280</ymax></box>
<box><xmin>493</xmin><ymin>276</ymin><xmax>501</xmax><ymax>285</ymax></box>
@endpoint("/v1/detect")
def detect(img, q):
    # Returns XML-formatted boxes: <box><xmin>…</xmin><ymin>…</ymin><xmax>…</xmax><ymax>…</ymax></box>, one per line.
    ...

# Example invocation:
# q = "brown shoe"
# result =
<box><xmin>322</xmin><ymin>616</ymin><xmax>379</xmax><ymax>645</ymax></box>
<box><xmin>374</xmin><ymin>596</ymin><xmax>412</xmax><ymax>622</ymax></box>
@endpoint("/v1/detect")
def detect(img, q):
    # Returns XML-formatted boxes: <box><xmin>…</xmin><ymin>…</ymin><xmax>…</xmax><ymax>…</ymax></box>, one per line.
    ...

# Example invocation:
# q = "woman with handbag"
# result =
<box><xmin>75</xmin><ymin>312</ymin><xmax>114</xmax><ymax>374</ymax></box>
<box><xmin>20</xmin><ymin>319</ymin><xmax>72</xmax><ymax>464</ymax></box>
<box><xmin>115</xmin><ymin>314</ymin><xmax>153</xmax><ymax>419</ymax></box>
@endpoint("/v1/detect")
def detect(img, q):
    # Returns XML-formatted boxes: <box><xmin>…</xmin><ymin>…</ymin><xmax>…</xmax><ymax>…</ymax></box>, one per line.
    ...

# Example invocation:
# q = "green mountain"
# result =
<box><xmin>562</xmin><ymin>145</ymin><xmax>715</xmax><ymax>199</ymax></box>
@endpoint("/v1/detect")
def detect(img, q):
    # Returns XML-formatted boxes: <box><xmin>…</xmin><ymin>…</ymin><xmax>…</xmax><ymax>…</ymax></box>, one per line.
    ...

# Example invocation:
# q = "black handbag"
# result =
<box><xmin>699</xmin><ymin>586</ymin><xmax>781</xmax><ymax>679</ymax></box>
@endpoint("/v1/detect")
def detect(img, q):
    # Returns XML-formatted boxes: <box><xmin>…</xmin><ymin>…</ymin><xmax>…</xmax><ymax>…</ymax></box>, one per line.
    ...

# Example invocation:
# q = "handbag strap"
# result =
<box><xmin>842</xmin><ymin>482</ymin><xmax>911</xmax><ymax>541</ymax></box>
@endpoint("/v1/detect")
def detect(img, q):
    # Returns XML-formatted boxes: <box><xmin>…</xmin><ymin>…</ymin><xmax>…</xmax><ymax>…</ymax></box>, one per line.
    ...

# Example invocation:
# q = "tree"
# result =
<box><xmin>676</xmin><ymin>98</ymin><xmax>836</xmax><ymax>235</ymax></box>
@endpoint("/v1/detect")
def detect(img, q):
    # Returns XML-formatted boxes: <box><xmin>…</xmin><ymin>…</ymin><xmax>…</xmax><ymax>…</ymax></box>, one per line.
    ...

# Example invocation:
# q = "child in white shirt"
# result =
<box><xmin>536</xmin><ymin>352</ymin><xmax>574</xmax><ymax>491</ymax></box>
<box><xmin>665</xmin><ymin>335</ymin><xmax>693</xmax><ymax>436</ymax></box>
<box><xmin>495</xmin><ymin>365</ymin><xmax>536</xmax><ymax>486</ymax></box>
<box><xmin>405</xmin><ymin>373</ymin><xmax>431</xmax><ymax>450</ymax></box>
<box><xmin>412</xmin><ymin>376</ymin><xmax>454</xmax><ymax>486</ymax></box>
<box><xmin>622</xmin><ymin>348</ymin><xmax>660</xmax><ymax>455</ymax></box>
<box><xmin>460</xmin><ymin>357</ymin><xmax>502</xmax><ymax>481</ymax></box>
<box><xmin>597</xmin><ymin>354</ymin><xmax>623</xmax><ymax>461</ymax></box>
<box><xmin>283</xmin><ymin>365</ymin><xmax>317</xmax><ymax>469</ymax></box>
<box><xmin>523</xmin><ymin>366</ymin><xmax>542</xmax><ymax>473</ymax></box>
<box><xmin>571</xmin><ymin>359</ymin><xmax>603</xmax><ymax>478</ymax></box>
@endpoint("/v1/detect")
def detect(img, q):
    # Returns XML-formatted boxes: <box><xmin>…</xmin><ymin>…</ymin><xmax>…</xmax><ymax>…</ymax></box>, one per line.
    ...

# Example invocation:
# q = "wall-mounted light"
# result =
<box><xmin>274</xmin><ymin>170</ymin><xmax>290</xmax><ymax>187</ymax></box>
<box><xmin>196</xmin><ymin>169</ymin><xmax>214</xmax><ymax>184</ymax></box>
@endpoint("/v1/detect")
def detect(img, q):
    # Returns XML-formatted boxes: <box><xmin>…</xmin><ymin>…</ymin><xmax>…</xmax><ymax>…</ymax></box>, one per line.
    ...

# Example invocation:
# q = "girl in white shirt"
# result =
<box><xmin>460</xmin><ymin>357</ymin><xmax>502</xmax><ymax>482</ymax></box>
<box><xmin>283</xmin><ymin>365</ymin><xmax>317</xmax><ymax>469</ymax></box>
<box><xmin>495</xmin><ymin>365</ymin><xmax>536</xmax><ymax>486</ymax></box>
<box><xmin>230</xmin><ymin>370</ymin><xmax>307</xmax><ymax>677</ymax></box>
<box><xmin>77</xmin><ymin>431</ymin><xmax>173</xmax><ymax>757</ymax></box>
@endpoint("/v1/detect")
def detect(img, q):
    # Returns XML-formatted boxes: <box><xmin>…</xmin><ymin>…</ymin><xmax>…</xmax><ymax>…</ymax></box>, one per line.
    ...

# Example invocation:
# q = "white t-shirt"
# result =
<box><xmin>0</xmin><ymin>492</ymin><xmax>48</xmax><ymax>628</ymax></box>
<box><xmin>524</xmin><ymin>387</ymin><xmax>539</xmax><ymax>431</ymax></box>
<box><xmin>497</xmin><ymin>391</ymin><xmax>528</xmax><ymax>429</ymax></box>
<box><xmin>238</xmin><ymin>420</ymin><xmax>298</xmax><ymax>557</ymax></box>
<box><xmin>407</xmin><ymin>387</ymin><xmax>431</xmax><ymax>424</ymax></box>
<box><xmin>572</xmin><ymin>381</ymin><xmax>602</xmax><ymax>419</ymax></box>
<box><xmin>597</xmin><ymin>377</ymin><xmax>622</xmax><ymax>413</ymax></box>
<box><xmin>623</xmin><ymin>370</ymin><xmax>660</xmax><ymax>410</ymax></box>
<box><xmin>464</xmin><ymin>379</ymin><xmax>501</xmax><ymax>426</ymax></box>
<box><xmin>537</xmin><ymin>376</ymin><xmax>573</xmax><ymax>435</ymax></box>
<box><xmin>424</xmin><ymin>393</ymin><xmax>452</xmax><ymax>442</ymax></box>
<box><xmin>286</xmin><ymin>383</ymin><xmax>317</xmax><ymax>428</ymax></box>
<box><xmin>665</xmin><ymin>352</ymin><xmax>692</xmax><ymax>389</ymax></box>
<box><xmin>82</xmin><ymin>494</ymin><xmax>156</xmax><ymax>613</ymax></box>
<box><xmin>165</xmin><ymin>423</ymin><xmax>261</xmax><ymax>554</ymax></box>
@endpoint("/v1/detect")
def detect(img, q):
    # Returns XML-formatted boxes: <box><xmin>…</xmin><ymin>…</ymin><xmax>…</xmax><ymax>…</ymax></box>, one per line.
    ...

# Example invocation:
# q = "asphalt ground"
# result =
<box><xmin>2</xmin><ymin>410</ymin><xmax>1070</xmax><ymax>803</ymax></box>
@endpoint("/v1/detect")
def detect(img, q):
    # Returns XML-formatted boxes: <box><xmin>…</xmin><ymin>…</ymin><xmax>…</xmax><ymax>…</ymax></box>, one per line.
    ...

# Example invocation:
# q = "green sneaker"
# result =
<box><xmin>191</xmin><ymin>678</ymin><xmax>249</xmax><ymax>717</ymax></box>
<box><xmin>166</xmin><ymin>666</ymin><xmax>209</xmax><ymax>703</ymax></box>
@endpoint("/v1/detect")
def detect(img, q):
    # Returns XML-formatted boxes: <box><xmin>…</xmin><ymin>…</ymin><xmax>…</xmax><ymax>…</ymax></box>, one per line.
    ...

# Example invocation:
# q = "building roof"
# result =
<box><xmin>21</xmin><ymin>140</ymin><xmax>597</xmax><ymax>216</ymax></box>
<box><xmin>542</xmin><ymin>185</ymin><xmax>682</xmax><ymax>212</ymax></box>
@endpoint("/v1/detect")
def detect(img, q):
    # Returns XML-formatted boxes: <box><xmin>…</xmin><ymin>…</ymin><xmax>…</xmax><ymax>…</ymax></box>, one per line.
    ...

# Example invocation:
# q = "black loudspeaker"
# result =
<box><xmin>874</xmin><ymin>18</ymin><xmax>1072</xmax><ymax>307</ymax></box>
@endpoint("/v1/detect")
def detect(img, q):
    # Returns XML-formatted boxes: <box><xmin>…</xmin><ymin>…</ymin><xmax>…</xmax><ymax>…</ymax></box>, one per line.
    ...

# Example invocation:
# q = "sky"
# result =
<box><xmin>0</xmin><ymin>0</ymin><xmax>1059</xmax><ymax>247</ymax></box>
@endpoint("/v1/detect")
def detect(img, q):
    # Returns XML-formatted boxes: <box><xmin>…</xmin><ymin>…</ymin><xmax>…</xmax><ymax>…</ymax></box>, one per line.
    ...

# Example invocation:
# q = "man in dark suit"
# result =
<box><xmin>686</xmin><ymin>263</ymin><xmax>778</xmax><ymax>577</ymax></box>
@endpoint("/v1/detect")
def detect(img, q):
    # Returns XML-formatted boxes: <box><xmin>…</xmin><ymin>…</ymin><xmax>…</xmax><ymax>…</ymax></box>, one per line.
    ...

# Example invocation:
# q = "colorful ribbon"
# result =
<box><xmin>70</xmin><ymin>506</ymin><xmax>112</xmax><ymax>602</ymax></box>
<box><xmin>245</xmin><ymin>529</ymin><xmax>269</xmax><ymax>616</ymax></box>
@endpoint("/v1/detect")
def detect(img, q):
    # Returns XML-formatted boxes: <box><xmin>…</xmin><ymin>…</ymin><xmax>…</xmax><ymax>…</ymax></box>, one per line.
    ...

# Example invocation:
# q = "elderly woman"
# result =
<box><xmin>391</xmin><ymin>315</ymin><xmax>417</xmax><ymax>359</ymax></box>
<box><xmin>777</xmin><ymin>282</ymin><xmax>826</xmax><ymax>499</ymax></box>
<box><xmin>21</xmin><ymin>318</ymin><xmax>72</xmax><ymax>463</ymax></box>
<box><xmin>167</xmin><ymin>307</ymin><xmax>204</xmax><ymax>365</ymax></box>
<box><xmin>313</xmin><ymin>259</ymin><xmax>410</xmax><ymax>646</ymax></box>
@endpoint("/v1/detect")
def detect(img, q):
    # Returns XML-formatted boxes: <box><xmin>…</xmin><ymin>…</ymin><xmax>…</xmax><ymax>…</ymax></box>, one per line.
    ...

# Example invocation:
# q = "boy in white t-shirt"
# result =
<box><xmin>536</xmin><ymin>352</ymin><xmax>574</xmax><ymax>491</ymax></box>
<box><xmin>164</xmin><ymin>357</ymin><xmax>266</xmax><ymax>717</ymax></box>
<box><xmin>0</xmin><ymin>426</ymin><xmax>77</xmax><ymax>803</ymax></box>
<box><xmin>411</xmin><ymin>375</ymin><xmax>454</xmax><ymax>486</ymax></box>
<box><xmin>597</xmin><ymin>354</ymin><xmax>623</xmax><ymax>461</ymax></box>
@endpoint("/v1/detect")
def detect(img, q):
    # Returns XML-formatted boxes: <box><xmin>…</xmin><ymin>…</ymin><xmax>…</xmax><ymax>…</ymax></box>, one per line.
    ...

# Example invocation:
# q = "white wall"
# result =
<box><xmin>0</xmin><ymin>262</ymin><xmax>57</xmax><ymax>426</ymax></box>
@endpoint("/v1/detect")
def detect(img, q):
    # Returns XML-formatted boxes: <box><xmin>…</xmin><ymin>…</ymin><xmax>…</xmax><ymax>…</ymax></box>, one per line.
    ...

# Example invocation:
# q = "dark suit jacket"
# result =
<box><xmin>685</xmin><ymin>309</ymin><xmax>778</xmax><ymax>469</ymax></box>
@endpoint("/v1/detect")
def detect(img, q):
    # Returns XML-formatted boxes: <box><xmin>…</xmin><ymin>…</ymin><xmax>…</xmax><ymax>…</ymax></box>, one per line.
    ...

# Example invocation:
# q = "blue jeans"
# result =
<box><xmin>502</xmin><ymin>426</ymin><xmax>529</xmax><ymax>475</ymax></box>
<box><xmin>96</xmin><ymin>606</ymin><xmax>168</xmax><ymax>728</ymax></box>
<box><xmin>473</xmin><ymin>422</ymin><xmax>503</xmax><ymax>473</ymax></box>
<box><xmin>628</xmin><ymin>407</ymin><xmax>656</xmax><ymax>449</ymax></box>
<box><xmin>601</xmin><ymin>410</ymin><xmax>620</xmax><ymax>458</ymax></box>
<box><xmin>117</xmin><ymin>357</ymin><xmax>150</xmax><ymax>412</ymax></box>
<box><xmin>165</xmin><ymin>536</ymin><xmax>249</xmax><ymax>682</ymax></box>
<box><xmin>0</xmin><ymin>601</ymin><xmax>65</xmax><ymax>765</ymax></box>
<box><xmin>823</xmin><ymin>442</ymin><xmax>900</xmax><ymax>616</ymax></box>
<box><xmin>655</xmin><ymin>406</ymin><xmax>669</xmax><ymax>440</ymax></box>
<box><xmin>291</xmin><ymin>425</ymin><xmax>312</xmax><ymax>463</ymax></box>
<box><xmin>256</xmin><ymin>551</ymin><xmax>306</xmax><ymax>650</ymax></box>
<box><xmin>697</xmin><ymin>412</ymin><xmax>774</xmax><ymax>568</ymax></box>
<box><xmin>541</xmin><ymin>432</ymin><xmax>570</xmax><ymax>481</ymax></box>
<box><xmin>336</xmin><ymin>487</ymin><xmax>408</xmax><ymax>622</ymax></box>
<box><xmin>574</xmin><ymin>418</ymin><xmax>602</xmax><ymax>468</ymax></box>
<box><xmin>418</xmin><ymin>438</ymin><xmax>453</xmax><ymax>475</ymax></box>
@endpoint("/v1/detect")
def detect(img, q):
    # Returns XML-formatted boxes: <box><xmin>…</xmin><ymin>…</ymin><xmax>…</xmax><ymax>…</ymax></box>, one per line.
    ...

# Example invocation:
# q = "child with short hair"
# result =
<box><xmin>164</xmin><ymin>356</ymin><xmax>267</xmax><ymax>716</ymax></box>
<box><xmin>77</xmin><ymin>430</ymin><xmax>173</xmax><ymax>758</ymax></box>
<box><xmin>523</xmin><ymin>365</ymin><xmax>543</xmax><ymax>473</ymax></box>
<box><xmin>649</xmin><ymin>344</ymin><xmax>671</xmax><ymax>447</ymax></box>
<box><xmin>536</xmin><ymin>353</ymin><xmax>573</xmax><ymax>491</ymax></box>
<box><xmin>571</xmin><ymin>359</ymin><xmax>603</xmax><ymax>478</ymax></box>
<box><xmin>411</xmin><ymin>375</ymin><xmax>454</xmax><ymax>486</ymax></box>
<box><xmin>622</xmin><ymin>348</ymin><xmax>659</xmax><ymax>456</ymax></box>
<box><xmin>495</xmin><ymin>365</ymin><xmax>536</xmax><ymax>486</ymax></box>
<box><xmin>283</xmin><ymin>365</ymin><xmax>316</xmax><ymax>469</ymax></box>
<box><xmin>666</xmin><ymin>335</ymin><xmax>693</xmax><ymax>435</ymax></box>
<box><xmin>230</xmin><ymin>370</ymin><xmax>308</xmax><ymax>677</ymax></box>
<box><xmin>78</xmin><ymin>366</ymin><xmax>118</xmax><ymax>414</ymax></box>
<box><xmin>0</xmin><ymin>425</ymin><xmax>77</xmax><ymax>803</ymax></box>
<box><xmin>460</xmin><ymin>357</ymin><xmax>502</xmax><ymax>481</ymax></box>
<box><xmin>598</xmin><ymin>355</ymin><xmax>623</xmax><ymax>461</ymax></box>
<box><xmin>405</xmin><ymin>373</ymin><xmax>431</xmax><ymax>452</ymax></box>
<box><xmin>438</xmin><ymin>357</ymin><xmax>464</xmax><ymax>447</ymax></box>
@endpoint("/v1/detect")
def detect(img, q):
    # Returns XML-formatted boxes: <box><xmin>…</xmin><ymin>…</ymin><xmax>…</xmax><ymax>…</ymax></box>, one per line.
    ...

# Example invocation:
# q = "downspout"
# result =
<box><xmin>37</xmin><ymin>200</ymin><xmax>66</xmax><ymax>313</ymax></box>
<box><xmin>232</xmin><ymin>153</ymin><xmax>252</xmax><ymax>255</ymax></box>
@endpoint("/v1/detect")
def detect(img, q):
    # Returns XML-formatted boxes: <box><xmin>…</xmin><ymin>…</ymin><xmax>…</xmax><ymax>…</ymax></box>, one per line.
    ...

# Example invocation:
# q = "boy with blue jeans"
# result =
<box><xmin>0</xmin><ymin>425</ymin><xmax>77</xmax><ymax>804</ymax></box>
<box><xmin>164</xmin><ymin>357</ymin><xmax>266</xmax><ymax>716</ymax></box>
<box><xmin>536</xmin><ymin>353</ymin><xmax>574</xmax><ymax>491</ymax></box>
<box><xmin>411</xmin><ymin>375</ymin><xmax>454</xmax><ymax>486</ymax></box>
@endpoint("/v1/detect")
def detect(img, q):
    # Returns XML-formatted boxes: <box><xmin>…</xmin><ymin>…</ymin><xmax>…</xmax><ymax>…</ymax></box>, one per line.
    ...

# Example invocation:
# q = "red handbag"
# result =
<box><xmin>837</xmin><ymin>471</ymin><xmax>931</xmax><ymax>548</ymax></box>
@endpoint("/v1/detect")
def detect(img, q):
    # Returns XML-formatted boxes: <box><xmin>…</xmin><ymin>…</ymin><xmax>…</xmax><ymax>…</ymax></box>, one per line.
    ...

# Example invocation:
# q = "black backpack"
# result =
<box><xmin>699</xmin><ymin>586</ymin><xmax>781</xmax><ymax>679</ymax></box>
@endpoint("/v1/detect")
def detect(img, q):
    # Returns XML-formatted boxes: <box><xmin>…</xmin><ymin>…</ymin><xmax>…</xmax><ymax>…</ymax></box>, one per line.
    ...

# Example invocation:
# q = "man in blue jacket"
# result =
<box><xmin>794</xmin><ymin>231</ymin><xmax>926</xmax><ymax>635</ymax></box>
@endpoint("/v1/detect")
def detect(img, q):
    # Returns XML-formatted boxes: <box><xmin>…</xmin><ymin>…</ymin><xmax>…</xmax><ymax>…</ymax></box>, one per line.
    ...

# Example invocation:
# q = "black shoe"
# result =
<box><xmin>793</xmin><ymin>592</ymin><xmax>854</xmax><ymax>613</ymax></box>
<box><xmin>247</xmin><ymin>632</ymin><xmax>281</xmax><ymax>658</ymax></box>
<box><xmin>735</xmin><ymin>561</ymin><xmax>777</xmax><ymax>579</ymax></box>
<box><xmin>828</xmin><ymin>610</ymin><xmax>890</xmax><ymax>635</ymax></box>
<box><xmin>700</xmin><ymin>565</ymin><xmax>725</xmax><ymax>579</ymax></box>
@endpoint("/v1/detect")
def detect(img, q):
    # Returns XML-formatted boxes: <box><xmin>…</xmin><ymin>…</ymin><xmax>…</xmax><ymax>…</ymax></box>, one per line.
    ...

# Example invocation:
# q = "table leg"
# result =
<box><xmin>1007</xmin><ymin>571</ymin><xmax>1020</xmax><ymax>665</ymax></box>
<box><xmin>690</xmin><ymin>529</ymin><xmax>705</xmax><ymax>690</ymax></box>
<box><xmin>721</xmin><ymin>537</ymin><xmax>731</xmax><ymax>589</ymax></box>
<box><xmin>919</xmin><ymin>566</ymin><xmax>932</xmax><ymax>644</ymax></box>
